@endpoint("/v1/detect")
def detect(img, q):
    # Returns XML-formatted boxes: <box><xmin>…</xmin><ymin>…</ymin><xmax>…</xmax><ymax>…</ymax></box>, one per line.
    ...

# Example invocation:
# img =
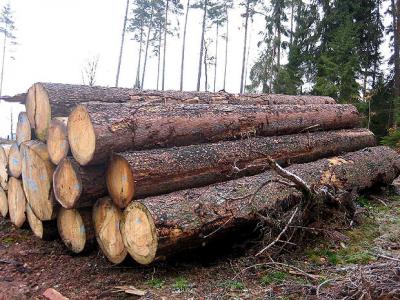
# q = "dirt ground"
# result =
<box><xmin>1</xmin><ymin>193</ymin><xmax>400</xmax><ymax>300</ymax></box>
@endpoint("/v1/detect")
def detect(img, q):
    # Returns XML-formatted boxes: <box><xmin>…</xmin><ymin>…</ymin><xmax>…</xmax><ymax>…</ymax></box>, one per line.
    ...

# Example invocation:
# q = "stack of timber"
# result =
<box><xmin>1</xmin><ymin>82</ymin><xmax>399</xmax><ymax>267</ymax></box>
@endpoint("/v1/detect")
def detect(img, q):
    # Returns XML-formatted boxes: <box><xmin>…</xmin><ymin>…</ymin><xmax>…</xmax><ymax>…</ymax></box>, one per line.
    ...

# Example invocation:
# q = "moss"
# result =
<box><xmin>1</xmin><ymin>236</ymin><xmax>17</xmax><ymax>245</ymax></box>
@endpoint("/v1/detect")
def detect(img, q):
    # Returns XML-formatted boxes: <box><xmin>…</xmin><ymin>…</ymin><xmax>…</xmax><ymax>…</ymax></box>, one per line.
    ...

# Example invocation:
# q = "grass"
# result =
<box><xmin>172</xmin><ymin>277</ymin><xmax>190</xmax><ymax>292</ymax></box>
<box><xmin>221</xmin><ymin>280</ymin><xmax>245</xmax><ymax>291</ymax></box>
<box><xmin>260</xmin><ymin>271</ymin><xmax>286</xmax><ymax>286</ymax></box>
<box><xmin>1</xmin><ymin>236</ymin><xmax>17</xmax><ymax>245</ymax></box>
<box><xmin>146</xmin><ymin>278</ymin><xmax>165</xmax><ymax>289</ymax></box>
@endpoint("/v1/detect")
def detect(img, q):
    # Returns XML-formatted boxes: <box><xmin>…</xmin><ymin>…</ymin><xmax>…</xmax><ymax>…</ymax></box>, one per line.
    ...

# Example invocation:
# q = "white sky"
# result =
<box><xmin>0</xmin><ymin>0</ymin><xmax>394</xmax><ymax>138</ymax></box>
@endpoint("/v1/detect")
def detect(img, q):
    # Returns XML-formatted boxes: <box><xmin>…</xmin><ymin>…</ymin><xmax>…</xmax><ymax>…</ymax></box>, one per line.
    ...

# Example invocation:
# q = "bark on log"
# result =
<box><xmin>121</xmin><ymin>146</ymin><xmax>400</xmax><ymax>265</ymax></box>
<box><xmin>107</xmin><ymin>129</ymin><xmax>376</xmax><ymax>208</ymax></box>
<box><xmin>53</xmin><ymin>158</ymin><xmax>106</xmax><ymax>209</ymax></box>
<box><xmin>68</xmin><ymin>103</ymin><xmax>360</xmax><ymax>166</ymax></box>
<box><xmin>21</xmin><ymin>140</ymin><xmax>56</xmax><ymax>221</ymax></box>
<box><xmin>25</xmin><ymin>82</ymin><xmax>336</xmax><ymax>140</ymax></box>
<box><xmin>57</xmin><ymin>207</ymin><xmax>95</xmax><ymax>254</ymax></box>
<box><xmin>47</xmin><ymin>117</ymin><xmax>69</xmax><ymax>165</ymax></box>
<box><xmin>7</xmin><ymin>177</ymin><xmax>26</xmax><ymax>228</ymax></box>
<box><xmin>92</xmin><ymin>197</ymin><xmax>127</xmax><ymax>264</ymax></box>
<box><xmin>16</xmin><ymin>112</ymin><xmax>32</xmax><ymax>146</ymax></box>
<box><xmin>8</xmin><ymin>143</ymin><xmax>22</xmax><ymax>178</ymax></box>
<box><xmin>0</xmin><ymin>187</ymin><xmax>7</xmax><ymax>217</ymax></box>
<box><xmin>0</xmin><ymin>144</ymin><xmax>11</xmax><ymax>190</ymax></box>
<box><xmin>26</xmin><ymin>203</ymin><xmax>58</xmax><ymax>240</ymax></box>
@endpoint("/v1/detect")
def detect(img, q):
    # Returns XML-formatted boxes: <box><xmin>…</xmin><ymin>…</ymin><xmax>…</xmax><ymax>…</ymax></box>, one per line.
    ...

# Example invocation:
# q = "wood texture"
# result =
<box><xmin>16</xmin><ymin>112</ymin><xmax>32</xmax><ymax>146</ymax></box>
<box><xmin>92</xmin><ymin>197</ymin><xmax>127</xmax><ymax>264</ymax></box>
<box><xmin>53</xmin><ymin>158</ymin><xmax>106</xmax><ymax>209</ymax></box>
<box><xmin>21</xmin><ymin>140</ymin><xmax>56</xmax><ymax>221</ymax></box>
<box><xmin>68</xmin><ymin>103</ymin><xmax>360</xmax><ymax>166</ymax></box>
<box><xmin>121</xmin><ymin>146</ymin><xmax>400</xmax><ymax>265</ymax></box>
<box><xmin>107</xmin><ymin>129</ymin><xmax>376</xmax><ymax>208</ymax></box>
<box><xmin>47</xmin><ymin>117</ymin><xmax>69</xmax><ymax>165</ymax></box>
<box><xmin>7</xmin><ymin>177</ymin><xmax>26</xmax><ymax>228</ymax></box>
<box><xmin>0</xmin><ymin>144</ymin><xmax>11</xmax><ymax>190</ymax></box>
<box><xmin>0</xmin><ymin>186</ymin><xmax>7</xmax><ymax>217</ymax></box>
<box><xmin>8</xmin><ymin>143</ymin><xmax>22</xmax><ymax>178</ymax></box>
<box><xmin>26</xmin><ymin>203</ymin><xmax>58</xmax><ymax>240</ymax></box>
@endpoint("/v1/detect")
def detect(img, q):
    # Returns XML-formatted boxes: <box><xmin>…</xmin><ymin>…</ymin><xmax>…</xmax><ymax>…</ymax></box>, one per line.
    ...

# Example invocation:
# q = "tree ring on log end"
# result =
<box><xmin>25</xmin><ymin>85</ymin><xmax>36</xmax><ymax>129</ymax></box>
<box><xmin>122</xmin><ymin>202</ymin><xmax>157</xmax><ymax>265</ymax></box>
<box><xmin>68</xmin><ymin>105</ymin><xmax>96</xmax><ymax>166</ymax></box>
<box><xmin>57</xmin><ymin>208</ymin><xmax>86</xmax><ymax>253</ymax></box>
<box><xmin>33</xmin><ymin>83</ymin><xmax>52</xmax><ymax>141</ymax></box>
<box><xmin>106</xmin><ymin>155</ymin><xmax>134</xmax><ymax>209</ymax></box>
<box><xmin>16</xmin><ymin>112</ymin><xmax>32</xmax><ymax>146</ymax></box>
<box><xmin>0</xmin><ymin>186</ymin><xmax>8</xmax><ymax>217</ymax></box>
<box><xmin>26</xmin><ymin>203</ymin><xmax>44</xmax><ymax>239</ymax></box>
<box><xmin>53</xmin><ymin>158</ymin><xmax>83</xmax><ymax>209</ymax></box>
<box><xmin>48</xmin><ymin>117</ymin><xmax>69</xmax><ymax>165</ymax></box>
<box><xmin>93</xmin><ymin>197</ymin><xmax>127</xmax><ymax>264</ymax></box>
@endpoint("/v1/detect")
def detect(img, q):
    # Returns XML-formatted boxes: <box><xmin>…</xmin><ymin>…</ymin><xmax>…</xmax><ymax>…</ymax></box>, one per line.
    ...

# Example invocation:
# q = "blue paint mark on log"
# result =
<box><xmin>122</xmin><ymin>175</ymin><xmax>127</xmax><ymax>183</ymax></box>
<box><xmin>40</xmin><ymin>174</ymin><xmax>46</xmax><ymax>181</ymax></box>
<box><xmin>74</xmin><ymin>183</ymin><xmax>80</xmax><ymax>191</ymax></box>
<box><xmin>135</xmin><ymin>217</ymin><xmax>141</xmax><ymax>225</ymax></box>
<box><xmin>26</xmin><ymin>178</ymin><xmax>39</xmax><ymax>192</ymax></box>
<box><xmin>80</xmin><ymin>224</ymin><xmax>85</xmax><ymax>234</ymax></box>
<box><xmin>12</xmin><ymin>158</ymin><xmax>19</xmax><ymax>165</ymax></box>
<box><xmin>61</xmin><ymin>141</ymin><xmax>67</xmax><ymax>149</ymax></box>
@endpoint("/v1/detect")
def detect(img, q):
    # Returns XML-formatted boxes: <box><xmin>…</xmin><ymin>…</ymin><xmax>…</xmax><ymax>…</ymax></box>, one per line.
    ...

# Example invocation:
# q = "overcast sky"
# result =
<box><xmin>0</xmin><ymin>0</ymin><xmax>393</xmax><ymax>138</ymax></box>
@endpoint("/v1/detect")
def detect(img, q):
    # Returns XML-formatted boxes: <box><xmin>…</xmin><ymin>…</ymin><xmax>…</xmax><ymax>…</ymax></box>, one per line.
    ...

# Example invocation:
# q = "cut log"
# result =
<box><xmin>0</xmin><ymin>187</ymin><xmax>7</xmax><ymax>217</ymax></box>
<box><xmin>16</xmin><ymin>112</ymin><xmax>32</xmax><ymax>146</ymax></box>
<box><xmin>57</xmin><ymin>207</ymin><xmax>95</xmax><ymax>253</ymax></box>
<box><xmin>8</xmin><ymin>143</ymin><xmax>22</xmax><ymax>178</ymax></box>
<box><xmin>47</xmin><ymin>117</ymin><xmax>69</xmax><ymax>165</ymax></box>
<box><xmin>107</xmin><ymin>128</ymin><xmax>376</xmax><ymax>208</ymax></box>
<box><xmin>53</xmin><ymin>158</ymin><xmax>106</xmax><ymax>209</ymax></box>
<box><xmin>121</xmin><ymin>146</ymin><xmax>400</xmax><ymax>265</ymax></box>
<box><xmin>0</xmin><ymin>144</ymin><xmax>11</xmax><ymax>190</ymax></box>
<box><xmin>7</xmin><ymin>177</ymin><xmax>26</xmax><ymax>228</ymax></box>
<box><xmin>26</xmin><ymin>203</ymin><xmax>58</xmax><ymax>240</ymax></box>
<box><xmin>92</xmin><ymin>197</ymin><xmax>127</xmax><ymax>264</ymax></box>
<box><xmin>68</xmin><ymin>103</ymin><xmax>360</xmax><ymax>166</ymax></box>
<box><xmin>21</xmin><ymin>140</ymin><xmax>56</xmax><ymax>221</ymax></box>
<box><xmin>25</xmin><ymin>82</ymin><xmax>336</xmax><ymax>141</ymax></box>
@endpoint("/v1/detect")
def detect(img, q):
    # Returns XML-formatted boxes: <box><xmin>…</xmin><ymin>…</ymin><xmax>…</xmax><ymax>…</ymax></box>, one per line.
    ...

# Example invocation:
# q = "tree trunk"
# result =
<box><xmin>115</xmin><ymin>0</ymin><xmax>130</xmax><ymax>87</ymax></box>
<box><xmin>0</xmin><ymin>30</ymin><xmax>7</xmax><ymax>98</ymax></box>
<box><xmin>121</xmin><ymin>146</ymin><xmax>400</xmax><ymax>265</ymax></box>
<box><xmin>394</xmin><ymin>0</ymin><xmax>400</xmax><ymax>100</ymax></box>
<box><xmin>277</xmin><ymin>24</ymin><xmax>281</xmax><ymax>69</ymax></box>
<box><xmin>93</xmin><ymin>197</ymin><xmax>127</xmax><ymax>264</ymax></box>
<box><xmin>57</xmin><ymin>207</ymin><xmax>95</xmax><ymax>254</ymax></box>
<box><xmin>223</xmin><ymin>7</ymin><xmax>229</xmax><ymax>91</ymax></box>
<box><xmin>47</xmin><ymin>117</ymin><xmax>69</xmax><ymax>165</ymax></box>
<box><xmin>0</xmin><ymin>186</ymin><xmax>8</xmax><ymax>217</ymax></box>
<box><xmin>180</xmin><ymin>0</ymin><xmax>190</xmax><ymax>91</ymax></box>
<box><xmin>107</xmin><ymin>128</ymin><xmax>375</xmax><ymax>208</ymax></box>
<box><xmin>20</xmin><ymin>140</ymin><xmax>56</xmax><ymax>221</ymax></box>
<box><xmin>8</xmin><ymin>177</ymin><xmax>26</xmax><ymax>228</ymax></box>
<box><xmin>68</xmin><ymin>102</ymin><xmax>359</xmax><ymax>166</ymax></box>
<box><xmin>25</xmin><ymin>82</ymin><xmax>337</xmax><ymax>141</ymax></box>
<box><xmin>0</xmin><ymin>144</ymin><xmax>11</xmax><ymax>191</ymax></box>
<box><xmin>141</xmin><ymin>9</ymin><xmax>154</xmax><ymax>90</ymax></box>
<box><xmin>240</xmin><ymin>0</ymin><xmax>250</xmax><ymax>93</ymax></box>
<box><xmin>204</xmin><ymin>37</ymin><xmax>208</xmax><ymax>91</ymax></box>
<box><xmin>135</xmin><ymin>25</ymin><xmax>144</xmax><ymax>89</ymax></box>
<box><xmin>197</xmin><ymin>0</ymin><xmax>208</xmax><ymax>91</ymax></box>
<box><xmin>26</xmin><ymin>203</ymin><xmax>58</xmax><ymax>240</ymax></box>
<box><xmin>290</xmin><ymin>0</ymin><xmax>294</xmax><ymax>46</ymax></box>
<box><xmin>8</xmin><ymin>143</ymin><xmax>22</xmax><ymax>178</ymax></box>
<box><xmin>53</xmin><ymin>157</ymin><xmax>106</xmax><ymax>209</ymax></box>
<box><xmin>157</xmin><ymin>23</ymin><xmax>162</xmax><ymax>90</ymax></box>
<box><xmin>16</xmin><ymin>112</ymin><xmax>32</xmax><ymax>146</ymax></box>
<box><xmin>213</xmin><ymin>23</ymin><xmax>219</xmax><ymax>92</ymax></box>
<box><xmin>162</xmin><ymin>0</ymin><xmax>170</xmax><ymax>91</ymax></box>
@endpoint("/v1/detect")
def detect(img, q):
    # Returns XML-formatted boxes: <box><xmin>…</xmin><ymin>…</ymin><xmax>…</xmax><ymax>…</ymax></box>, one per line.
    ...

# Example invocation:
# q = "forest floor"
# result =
<box><xmin>0</xmin><ymin>193</ymin><xmax>400</xmax><ymax>300</ymax></box>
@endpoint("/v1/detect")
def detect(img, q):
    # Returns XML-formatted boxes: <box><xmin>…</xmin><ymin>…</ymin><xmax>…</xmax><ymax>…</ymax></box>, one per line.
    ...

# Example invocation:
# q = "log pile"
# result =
<box><xmin>0</xmin><ymin>82</ymin><xmax>399</xmax><ymax>266</ymax></box>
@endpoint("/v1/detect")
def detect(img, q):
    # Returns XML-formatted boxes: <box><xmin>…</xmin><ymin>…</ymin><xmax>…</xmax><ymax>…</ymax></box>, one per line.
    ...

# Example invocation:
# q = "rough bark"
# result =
<box><xmin>8</xmin><ymin>143</ymin><xmax>22</xmax><ymax>178</ymax></box>
<box><xmin>7</xmin><ymin>177</ymin><xmax>26</xmax><ymax>228</ymax></box>
<box><xmin>0</xmin><ymin>144</ymin><xmax>11</xmax><ymax>190</ymax></box>
<box><xmin>92</xmin><ymin>197</ymin><xmax>127</xmax><ymax>264</ymax></box>
<box><xmin>121</xmin><ymin>146</ymin><xmax>400</xmax><ymax>265</ymax></box>
<box><xmin>107</xmin><ymin>128</ymin><xmax>376</xmax><ymax>208</ymax></box>
<box><xmin>26</xmin><ymin>203</ymin><xmax>58</xmax><ymax>240</ymax></box>
<box><xmin>57</xmin><ymin>207</ymin><xmax>95</xmax><ymax>254</ymax></box>
<box><xmin>47</xmin><ymin>117</ymin><xmax>70</xmax><ymax>165</ymax></box>
<box><xmin>53</xmin><ymin>157</ymin><xmax>106</xmax><ymax>209</ymax></box>
<box><xmin>16</xmin><ymin>112</ymin><xmax>32</xmax><ymax>146</ymax></box>
<box><xmin>68</xmin><ymin>103</ymin><xmax>359</xmax><ymax>166</ymax></box>
<box><xmin>0</xmin><ymin>186</ymin><xmax>7</xmax><ymax>217</ymax></box>
<box><xmin>21</xmin><ymin>140</ymin><xmax>56</xmax><ymax>221</ymax></box>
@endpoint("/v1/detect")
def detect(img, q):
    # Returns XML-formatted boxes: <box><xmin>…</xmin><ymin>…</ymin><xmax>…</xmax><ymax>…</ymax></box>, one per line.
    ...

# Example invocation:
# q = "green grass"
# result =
<box><xmin>172</xmin><ymin>277</ymin><xmax>190</xmax><ymax>292</ymax></box>
<box><xmin>1</xmin><ymin>236</ymin><xmax>17</xmax><ymax>245</ymax></box>
<box><xmin>221</xmin><ymin>280</ymin><xmax>245</xmax><ymax>291</ymax></box>
<box><xmin>260</xmin><ymin>271</ymin><xmax>286</xmax><ymax>285</ymax></box>
<box><xmin>146</xmin><ymin>278</ymin><xmax>165</xmax><ymax>289</ymax></box>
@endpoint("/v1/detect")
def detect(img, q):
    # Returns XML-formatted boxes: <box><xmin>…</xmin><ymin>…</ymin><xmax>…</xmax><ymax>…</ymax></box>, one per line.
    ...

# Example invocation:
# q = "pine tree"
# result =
<box><xmin>115</xmin><ymin>0</ymin><xmax>130</xmax><ymax>87</ymax></box>
<box><xmin>179</xmin><ymin>0</ymin><xmax>190</xmax><ymax>91</ymax></box>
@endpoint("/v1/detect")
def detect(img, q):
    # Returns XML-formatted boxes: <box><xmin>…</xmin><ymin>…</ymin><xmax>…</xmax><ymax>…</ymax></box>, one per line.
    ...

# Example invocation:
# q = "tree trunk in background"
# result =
<box><xmin>180</xmin><ymin>0</ymin><xmax>190</xmax><ymax>91</ymax></box>
<box><xmin>290</xmin><ymin>0</ymin><xmax>294</xmax><ymax>46</ymax></box>
<box><xmin>223</xmin><ymin>7</ymin><xmax>229</xmax><ymax>91</ymax></box>
<box><xmin>204</xmin><ymin>37</ymin><xmax>208</xmax><ymax>91</ymax></box>
<box><xmin>394</xmin><ymin>0</ymin><xmax>400</xmax><ymax>98</ymax></box>
<box><xmin>141</xmin><ymin>10</ymin><xmax>153</xmax><ymax>90</ymax></box>
<box><xmin>157</xmin><ymin>24</ymin><xmax>162</xmax><ymax>90</ymax></box>
<box><xmin>162</xmin><ymin>0</ymin><xmax>170</xmax><ymax>91</ymax></box>
<box><xmin>0</xmin><ymin>28</ymin><xmax>7</xmax><ymax>98</ymax></box>
<box><xmin>197</xmin><ymin>0</ymin><xmax>208</xmax><ymax>91</ymax></box>
<box><xmin>240</xmin><ymin>0</ymin><xmax>250</xmax><ymax>93</ymax></box>
<box><xmin>134</xmin><ymin>25</ymin><xmax>144</xmax><ymax>89</ymax></box>
<box><xmin>115</xmin><ymin>0</ymin><xmax>130</xmax><ymax>87</ymax></box>
<box><xmin>213</xmin><ymin>23</ymin><xmax>219</xmax><ymax>92</ymax></box>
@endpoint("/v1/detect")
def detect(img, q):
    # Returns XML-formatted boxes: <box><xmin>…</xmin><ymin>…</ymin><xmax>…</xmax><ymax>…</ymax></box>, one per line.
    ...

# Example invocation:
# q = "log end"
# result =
<box><xmin>33</xmin><ymin>83</ymin><xmax>52</xmax><ymax>141</ymax></box>
<box><xmin>93</xmin><ymin>197</ymin><xmax>127</xmax><ymax>264</ymax></box>
<box><xmin>48</xmin><ymin>118</ymin><xmax>69</xmax><ymax>165</ymax></box>
<box><xmin>25</xmin><ymin>85</ymin><xmax>36</xmax><ymax>129</ymax></box>
<box><xmin>8</xmin><ymin>143</ymin><xmax>22</xmax><ymax>178</ymax></box>
<box><xmin>26</xmin><ymin>203</ymin><xmax>44</xmax><ymax>239</ymax></box>
<box><xmin>68</xmin><ymin>105</ymin><xmax>96</xmax><ymax>166</ymax></box>
<box><xmin>57</xmin><ymin>208</ymin><xmax>87</xmax><ymax>253</ymax></box>
<box><xmin>53</xmin><ymin>158</ymin><xmax>83</xmax><ymax>209</ymax></box>
<box><xmin>7</xmin><ymin>177</ymin><xmax>26</xmax><ymax>228</ymax></box>
<box><xmin>16</xmin><ymin>112</ymin><xmax>32</xmax><ymax>146</ymax></box>
<box><xmin>121</xmin><ymin>202</ymin><xmax>157</xmax><ymax>265</ymax></box>
<box><xmin>0</xmin><ymin>186</ymin><xmax>8</xmax><ymax>217</ymax></box>
<box><xmin>106</xmin><ymin>155</ymin><xmax>134</xmax><ymax>209</ymax></box>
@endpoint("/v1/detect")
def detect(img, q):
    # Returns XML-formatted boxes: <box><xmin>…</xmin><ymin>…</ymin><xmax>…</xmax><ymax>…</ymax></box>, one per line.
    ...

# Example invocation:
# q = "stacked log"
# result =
<box><xmin>0</xmin><ymin>144</ymin><xmax>11</xmax><ymax>190</ymax></box>
<box><xmin>2</xmin><ymin>82</ymin><xmax>399</xmax><ymax>266</ymax></box>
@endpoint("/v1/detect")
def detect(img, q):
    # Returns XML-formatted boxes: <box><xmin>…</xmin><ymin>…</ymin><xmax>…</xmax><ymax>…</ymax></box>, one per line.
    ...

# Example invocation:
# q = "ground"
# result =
<box><xmin>1</xmin><ymin>193</ymin><xmax>400</xmax><ymax>300</ymax></box>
